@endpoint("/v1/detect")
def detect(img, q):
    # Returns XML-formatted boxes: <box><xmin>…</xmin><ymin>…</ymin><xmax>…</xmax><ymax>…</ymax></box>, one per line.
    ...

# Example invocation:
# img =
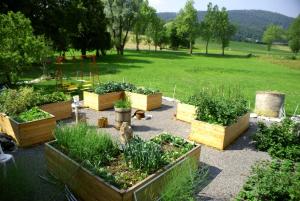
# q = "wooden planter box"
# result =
<box><xmin>83</xmin><ymin>91</ymin><xmax>123</xmax><ymax>111</ymax></box>
<box><xmin>39</xmin><ymin>101</ymin><xmax>72</xmax><ymax>121</ymax></box>
<box><xmin>125</xmin><ymin>92</ymin><xmax>162</xmax><ymax>111</ymax></box>
<box><xmin>176</xmin><ymin>102</ymin><xmax>197</xmax><ymax>123</ymax></box>
<box><xmin>45</xmin><ymin>141</ymin><xmax>201</xmax><ymax>201</ymax></box>
<box><xmin>189</xmin><ymin>113</ymin><xmax>250</xmax><ymax>150</ymax></box>
<box><xmin>0</xmin><ymin>113</ymin><xmax>56</xmax><ymax>147</ymax></box>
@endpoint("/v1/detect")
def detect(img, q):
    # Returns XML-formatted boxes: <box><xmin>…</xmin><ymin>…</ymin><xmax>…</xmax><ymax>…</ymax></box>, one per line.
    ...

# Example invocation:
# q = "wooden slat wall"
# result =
<box><xmin>39</xmin><ymin>101</ymin><xmax>72</xmax><ymax>121</ymax></box>
<box><xmin>125</xmin><ymin>92</ymin><xmax>162</xmax><ymax>111</ymax></box>
<box><xmin>98</xmin><ymin>92</ymin><xmax>123</xmax><ymax>111</ymax></box>
<box><xmin>176</xmin><ymin>103</ymin><xmax>197</xmax><ymax>123</ymax></box>
<box><xmin>189</xmin><ymin>113</ymin><xmax>250</xmax><ymax>150</ymax></box>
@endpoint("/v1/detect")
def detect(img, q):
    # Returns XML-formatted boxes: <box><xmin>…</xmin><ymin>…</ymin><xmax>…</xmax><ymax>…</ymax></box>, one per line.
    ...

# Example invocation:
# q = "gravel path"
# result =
<box><xmin>0</xmin><ymin>99</ymin><xmax>270</xmax><ymax>201</ymax></box>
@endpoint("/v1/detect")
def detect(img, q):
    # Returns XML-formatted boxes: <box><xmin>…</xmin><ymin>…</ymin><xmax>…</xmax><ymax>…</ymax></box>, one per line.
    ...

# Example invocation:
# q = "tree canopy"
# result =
<box><xmin>288</xmin><ymin>15</ymin><xmax>300</xmax><ymax>55</ymax></box>
<box><xmin>262</xmin><ymin>24</ymin><xmax>285</xmax><ymax>51</ymax></box>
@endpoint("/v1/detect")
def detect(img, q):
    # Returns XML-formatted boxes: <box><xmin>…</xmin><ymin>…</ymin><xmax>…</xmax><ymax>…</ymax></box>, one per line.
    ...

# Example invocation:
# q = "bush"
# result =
<box><xmin>13</xmin><ymin>107</ymin><xmax>51</xmax><ymax>123</ymax></box>
<box><xmin>253</xmin><ymin>119</ymin><xmax>300</xmax><ymax>162</ymax></box>
<box><xmin>236</xmin><ymin>160</ymin><xmax>300</xmax><ymax>201</ymax></box>
<box><xmin>185</xmin><ymin>87</ymin><xmax>248</xmax><ymax>126</ymax></box>
<box><xmin>0</xmin><ymin>87</ymin><xmax>36</xmax><ymax>116</ymax></box>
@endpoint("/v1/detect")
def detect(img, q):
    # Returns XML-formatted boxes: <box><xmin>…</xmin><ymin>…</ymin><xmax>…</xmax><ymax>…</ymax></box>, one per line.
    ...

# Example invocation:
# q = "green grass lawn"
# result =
<box><xmin>22</xmin><ymin>41</ymin><xmax>300</xmax><ymax>115</ymax></box>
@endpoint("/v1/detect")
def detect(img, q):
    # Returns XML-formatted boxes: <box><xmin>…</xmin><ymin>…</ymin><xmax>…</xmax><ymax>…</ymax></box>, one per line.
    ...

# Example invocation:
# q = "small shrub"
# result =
<box><xmin>236</xmin><ymin>160</ymin><xmax>300</xmax><ymax>201</ymax></box>
<box><xmin>123</xmin><ymin>136</ymin><xmax>165</xmax><ymax>173</ymax></box>
<box><xmin>114</xmin><ymin>99</ymin><xmax>131</xmax><ymax>109</ymax></box>
<box><xmin>13</xmin><ymin>107</ymin><xmax>51</xmax><ymax>123</ymax></box>
<box><xmin>185</xmin><ymin>87</ymin><xmax>248</xmax><ymax>126</ymax></box>
<box><xmin>253</xmin><ymin>119</ymin><xmax>300</xmax><ymax>162</ymax></box>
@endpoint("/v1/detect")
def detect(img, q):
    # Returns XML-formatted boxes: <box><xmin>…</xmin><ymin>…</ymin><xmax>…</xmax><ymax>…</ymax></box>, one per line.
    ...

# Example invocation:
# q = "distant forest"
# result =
<box><xmin>158</xmin><ymin>10</ymin><xmax>295</xmax><ymax>42</ymax></box>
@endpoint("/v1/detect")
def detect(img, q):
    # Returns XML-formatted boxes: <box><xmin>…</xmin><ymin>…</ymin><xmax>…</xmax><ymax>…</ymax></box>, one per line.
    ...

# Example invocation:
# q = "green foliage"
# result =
<box><xmin>13</xmin><ymin>107</ymin><xmax>51</xmax><ymax>123</ymax></box>
<box><xmin>34</xmin><ymin>91</ymin><xmax>70</xmax><ymax>106</ymax></box>
<box><xmin>123</xmin><ymin>136</ymin><xmax>165</xmax><ymax>173</ymax></box>
<box><xmin>55</xmin><ymin>123</ymin><xmax>120</xmax><ymax>167</ymax></box>
<box><xmin>288</xmin><ymin>16</ymin><xmax>300</xmax><ymax>55</ymax></box>
<box><xmin>175</xmin><ymin>0</ymin><xmax>199</xmax><ymax>54</ymax></box>
<box><xmin>253</xmin><ymin>119</ymin><xmax>300</xmax><ymax>162</ymax></box>
<box><xmin>145</xmin><ymin>14</ymin><xmax>166</xmax><ymax>51</ymax></box>
<box><xmin>114</xmin><ymin>99</ymin><xmax>131</xmax><ymax>109</ymax></box>
<box><xmin>94</xmin><ymin>82</ymin><xmax>135</xmax><ymax>94</ymax></box>
<box><xmin>186</xmin><ymin>87</ymin><xmax>248</xmax><ymax>126</ymax></box>
<box><xmin>263</xmin><ymin>24</ymin><xmax>285</xmax><ymax>51</ymax></box>
<box><xmin>161</xmin><ymin>159</ymin><xmax>208</xmax><ymax>201</ymax></box>
<box><xmin>133</xmin><ymin>87</ymin><xmax>159</xmax><ymax>95</ymax></box>
<box><xmin>0</xmin><ymin>87</ymin><xmax>36</xmax><ymax>116</ymax></box>
<box><xmin>236</xmin><ymin>160</ymin><xmax>300</xmax><ymax>201</ymax></box>
<box><xmin>0</xmin><ymin>11</ymin><xmax>51</xmax><ymax>85</ymax></box>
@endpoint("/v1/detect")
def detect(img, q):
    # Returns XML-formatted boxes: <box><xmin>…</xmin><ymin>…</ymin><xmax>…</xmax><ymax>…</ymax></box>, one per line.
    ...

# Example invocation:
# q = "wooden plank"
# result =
<box><xmin>45</xmin><ymin>140</ymin><xmax>201</xmax><ymax>201</ymax></box>
<box><xmin>39</xmin><ymin>101</ymin><xmax>72</xmax><ymax>121</ymax></box>
<box><xmin>0</xmin><ymin>114</ymin><xmax>56</xmax><ymax>147</ymax></box>
<box><xmin>176</xmin><ymin>103</ymin><xmax>197</xmax><ymax>123</ymax></box>
<box><xmin>84</xmin><ymin>91</ymin><xmax>123</xmax><ymax>111</ymax></box>
<box><xmin>189</xmin><ymin>113</ymin><xmax>250</xmax><ymax>150</ymax></box>
<box><xmin>125</xmin><ymin>92</ymin><xmax>162</xmax><ymax>111</ymax></box>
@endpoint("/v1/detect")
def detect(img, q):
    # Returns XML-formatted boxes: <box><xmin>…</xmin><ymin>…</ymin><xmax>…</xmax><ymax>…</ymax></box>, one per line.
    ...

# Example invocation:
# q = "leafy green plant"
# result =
<box><xmin>253</xmin><ymin>119</ymin><xmax>300</xmax><ymax>162</ymax></box>
<box><xmin>185</xmin><ymin>87</ymin><xmax>248</xmax><ymax>126</ymax></box>
<box><xmin>114</xmin><ymin>99</ymin><xmax>131</xmax><ymax>109</ymax></box>
<box><xmin>13</xmin><ymin>107</ymin><xmax>51</xmax><ymax>123</ymax></box>
<box><xmin>133</xmin><ymin>87</ymin><xmax>159</xmax><ymax>95</ymax></box>
<box><xmin>34</xmin><ymin>91</ymin><xmax>70</xmax><ymax>105</ymax></box>
<box><xmin>0</xmin><ymin>87</ymin><xmax>36</xmax><ymax>116</ymax></box>
<box><xmin>236</xmin><ymin>160</ymin><xmax>300</xmax><ymax>201</ymax></box>
<box><xmin>55</xmin><ymin>123</ymin><xmax>119</xmax><ymax>167</ymax></box>
<box><xmin>94</xmin><ymin>81</ymin><xmax>136</xmax><ymax>94</ymax></box>
<box><xmin>123</xmin><ymin>136</ymin><xmax>165</xmax><ymax>173</ymax></box>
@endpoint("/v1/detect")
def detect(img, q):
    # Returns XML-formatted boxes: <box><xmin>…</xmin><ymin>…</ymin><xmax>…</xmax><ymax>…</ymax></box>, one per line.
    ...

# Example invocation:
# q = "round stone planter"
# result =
<box><xmin>255</xmin><ymin>91</ymin><xmax>285</xmax><ymax>118</ymax></box>
<box><xmin>114</xmin><ymin>107</ymin><xmax>131</xmax><ymax>130</ymax></box>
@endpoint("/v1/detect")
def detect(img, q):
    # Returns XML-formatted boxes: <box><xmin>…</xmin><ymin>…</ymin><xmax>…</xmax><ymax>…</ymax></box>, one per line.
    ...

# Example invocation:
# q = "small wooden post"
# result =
<box><xmin>98</xmin><ymin>117</ymin><xmax>108</xmax><ymax>128</ymax></box>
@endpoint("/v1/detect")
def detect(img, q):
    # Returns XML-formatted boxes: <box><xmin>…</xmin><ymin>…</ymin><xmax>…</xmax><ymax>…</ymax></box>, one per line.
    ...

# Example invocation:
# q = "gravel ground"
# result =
<box><xmin>0</xmin><ymin>99</ymin><xmax>270</xmax><ymax>201</ymax></box>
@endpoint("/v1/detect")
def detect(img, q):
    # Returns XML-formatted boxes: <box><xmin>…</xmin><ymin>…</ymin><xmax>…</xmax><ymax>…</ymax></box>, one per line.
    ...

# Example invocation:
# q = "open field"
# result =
<box><xmin>21</xmin><ymin>41</ymin><xmax>300</xmax><ymax>115</ymax></box>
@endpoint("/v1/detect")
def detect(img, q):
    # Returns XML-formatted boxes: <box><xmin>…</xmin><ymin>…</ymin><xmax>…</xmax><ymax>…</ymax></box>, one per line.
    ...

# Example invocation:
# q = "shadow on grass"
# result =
<box><xmin>195</xmin><ymin>52</ymin><xmax>254</xmax><ymax>59</ymax></box>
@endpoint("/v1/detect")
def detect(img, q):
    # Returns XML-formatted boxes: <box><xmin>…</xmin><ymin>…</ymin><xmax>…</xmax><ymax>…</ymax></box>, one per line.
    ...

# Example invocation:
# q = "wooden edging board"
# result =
<box><xmin>176</xmin><ymin>102</ymin><xmax>197</xmax><ymax>123</ymax></box>
<box><xmin>125</xmin><ymin>92</ymin><xmax>162</xmax><ymax>111</ymax></box>
<box><xmin>39</xmin><ymin>100</ymin><xmax>72</xmax><ymax>121</ymax></box>
<box><xmin>0</xmin><ymin>113</ymin><xmax>56</xmax><ymax>147</ymax></box>
<box><xmin>189</xmin><ymin>113</ymin><xmax>250</xmax><ymax>150</ymax></box>
<box><xmin>45</xmin><ymin>140</ymin><xmax>201</xmax><ymax>201</ymax></box>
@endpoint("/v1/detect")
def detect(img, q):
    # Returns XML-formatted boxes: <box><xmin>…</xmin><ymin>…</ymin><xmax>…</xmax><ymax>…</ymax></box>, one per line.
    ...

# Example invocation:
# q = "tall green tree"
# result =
<box><xmin>175</xmin><ymin>0</ymin><xmax>199</xmax><ymax>54</ymax></box>
<box><xmin>0</xmin><ymin>12</ymin><xmax>51</xmax><ymax>85</ymax></box>
<box><xmin>200</xmin><ymin>3</ymin><xmax>218</xmax><ymax>54</ymax></box>
<box><xmin>215</xmin><ymin>8</ymin><xmax>236</xmax><ymax>55</ymax></box>
<box><xmin>262</xmin><ymin>24</ymin><xmax>285</xmax><ymax>51</ymax></box>
<box><xmin>146</xmin><ymin>15</ymin><xmax>166</xmax><ymax>51</ymax></box>
<box><xmin>102</xmin><ymin>0</ymin><xmax>143</xmax><ymax>55</ymax></box>
<box><xmin>133</xmin><ymin>0</ymin><xmax>156</xmax><ymax>51</ymax></box>
<box><xmin>288</xmin><ymin>15</ymin><xmax>300</xmax><ymax>55</ymax></box>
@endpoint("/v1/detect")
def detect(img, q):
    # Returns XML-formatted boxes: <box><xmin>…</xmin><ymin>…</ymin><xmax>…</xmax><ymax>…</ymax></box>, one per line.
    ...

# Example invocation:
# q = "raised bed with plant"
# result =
<box><xmin>188</xmin><ymin>88</ymin><xmax>250</xmax><ymax>150</ymax></box>
<box><xmin>114</xmin><ymin>99</ymin><xmax>132</xmax><ymax>129</ymax></box>
<box><xmin>0</xmin><ymin>87</ymin><xmax>56</xmax><ymax>147</ymax></box>
<box><xmin>83</xmin><ymin>81</ymin><xmax>162</xmax><ymax>111</ymax></box>
<box><xmin>45</xmin><ymin>124</ymin><xmax>201</xmax><ymax>201</ymax></box>
<box><xmin>176</xmin><ymin>96</ymin><xmax>198</xmax><ymax>123</ymax></box>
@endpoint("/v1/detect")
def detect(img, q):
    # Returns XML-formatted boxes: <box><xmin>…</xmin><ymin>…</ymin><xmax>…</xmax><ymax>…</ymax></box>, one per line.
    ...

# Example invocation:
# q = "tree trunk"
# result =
<box><xmin>267</xmin><ymin>44</ymin><xmax>271</xmax><ymax>51</ymax></box>
<box><xmin>205</xmin><ymin>40</ymin><xmax>209</xmax><ymax>55</ymax></box>
<box><xmin>120</xmin><ymin>46</ymin><xmax>124</xmax><ymax>55</ymax></box>
<box><xmin>96</xmin><ymin>49</ymin><xmax>100</xmax><ymax>57</ymax></box>
<box><xmin>5</xmin><ymin>73</ymin><xmax>12</xmax><ymax>86</ymax></box>
<box><xmin>81</xmin><ymin>48</ymin><xmax>87</xmax><ymax>57</ymax></box>
<box><xmin>136</xmin><ymin>33</ymin><xmax>140</xmax><ymax>51</ymax></box>
<box><xmin>100</xmin><ymin>49</ymin><xmax>106</xmax><ymax>56</ymax></box>
<box><xmin>222</xmin><ymin>46</ymin><xmax>225</xmax><ymax>56</ymax></box>
<box><xmin>189</xmin><ymin>41</ymin><xmax>193</xmax><ymax>55</ymax></box>
<box><xmin>155</xmin><ymin>45</ymin><xmax>157</xmax><ymax>52</ymax></box>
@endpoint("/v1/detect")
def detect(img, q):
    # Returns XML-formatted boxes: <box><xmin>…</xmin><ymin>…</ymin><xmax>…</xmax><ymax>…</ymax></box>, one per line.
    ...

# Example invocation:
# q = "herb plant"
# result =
<box><xmin>185</xmin><ymin>87</ymin><xmax>248</xmax><ymax>126</ymax></box>
<box><xmin>236</xmin><ymin>160</ymin><xmax>300</xmax><ymax>201</ymax></box>
<box><xmin>253</xmin><ymin>119</ymin><xmax>300</xmax><ymax>162</ymax></box>
<box><xmin>114</xmin><ymin>99</ymin><xmax>131</xmax><ymax>109</ymax></box>
<box><xmin>13</xmin><ymin>107</ymin><xmax>51</xmax><ymax>123</ymax></box>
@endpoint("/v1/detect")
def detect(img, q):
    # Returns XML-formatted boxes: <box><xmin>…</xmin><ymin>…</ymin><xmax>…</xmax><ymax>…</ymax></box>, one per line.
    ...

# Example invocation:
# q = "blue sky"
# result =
<box><xmin>148</xmin><ymin>0</ymin><xmax>300</xmax><ymax>18</ymax></box>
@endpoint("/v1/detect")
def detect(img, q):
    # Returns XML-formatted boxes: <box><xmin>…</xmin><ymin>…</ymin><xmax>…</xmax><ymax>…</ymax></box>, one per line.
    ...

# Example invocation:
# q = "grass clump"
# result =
<box><xmin>114</xmin><ymin>99</ymin><xmax>131</xmax><ymax>109</ymax></box>
<box><xmin>253</xmin><ymin>119</ymin><xmax>300</xmax><ymax>162</ymax></box>
<box><xmin>185</xmin><ymin>87</ymin><xmax>248</xmax><ymax>126</ymax></box>
<box><xmin>55</xmin><ymin>123</ymin><xmax>119</xmax><ymax>167</ymax></box>
<box><xmin>236</xmin><ymin>160</ymin><xmax>300</xmax><ymax>201</ymax></box>
<box><xmin>13</xmin><ymin>107</ymin><xmax>51</xmax><ymax>123</ymax></box>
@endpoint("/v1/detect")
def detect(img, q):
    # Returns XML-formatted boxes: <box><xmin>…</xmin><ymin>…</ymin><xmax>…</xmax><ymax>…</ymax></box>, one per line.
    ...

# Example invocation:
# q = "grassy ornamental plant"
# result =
<box><xmin>52</xmin><ymin>124</ymin><xmax>196</xmax><ymax>189</ymax></box>
<box><xmin>185</xmin><ymin>87</ymin><xmax>248</xmax><ymax>126</ymax></box>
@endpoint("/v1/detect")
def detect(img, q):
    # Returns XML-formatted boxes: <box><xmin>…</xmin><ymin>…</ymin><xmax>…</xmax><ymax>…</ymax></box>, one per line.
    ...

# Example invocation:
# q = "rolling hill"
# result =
<box><xmin>158</xmin><ymin>10</ymin><xmax>294</xmax><ymax>41</ymax></box>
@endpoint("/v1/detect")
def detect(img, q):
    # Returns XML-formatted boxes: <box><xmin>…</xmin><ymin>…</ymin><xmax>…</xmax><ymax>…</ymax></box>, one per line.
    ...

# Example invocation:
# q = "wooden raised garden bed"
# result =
<box><xmin>39</xmin><ymin>101</ymin><xmax>72</xmax><ymax>121</ymax></box>
<box><xmin>189</xmin><ymin>113</ymin><xmax>250</xmax><ymax>150</ymax></box>
<box><xmin>45</xmin><ymin>140</ymin><xmax>201</xmax><ymax>201</ymax></box>
<box><xmin>125</xmin><ymin>91</ymin><xmax>162</xmax><ymax>111</ymax></box>
<box><xmin>0</xmin><ymin>113</ymin><xmax>56</xmax><ymax>147</ymax></box>
<box><xmin>83</xmin><ymin>91</ymin><xmax>123</xmax><ymax>111</ymax></box>
<box><xmin>176</xmin><ymin>102</ymin><xmax>197</xmax><ymax>123</ymax></box>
